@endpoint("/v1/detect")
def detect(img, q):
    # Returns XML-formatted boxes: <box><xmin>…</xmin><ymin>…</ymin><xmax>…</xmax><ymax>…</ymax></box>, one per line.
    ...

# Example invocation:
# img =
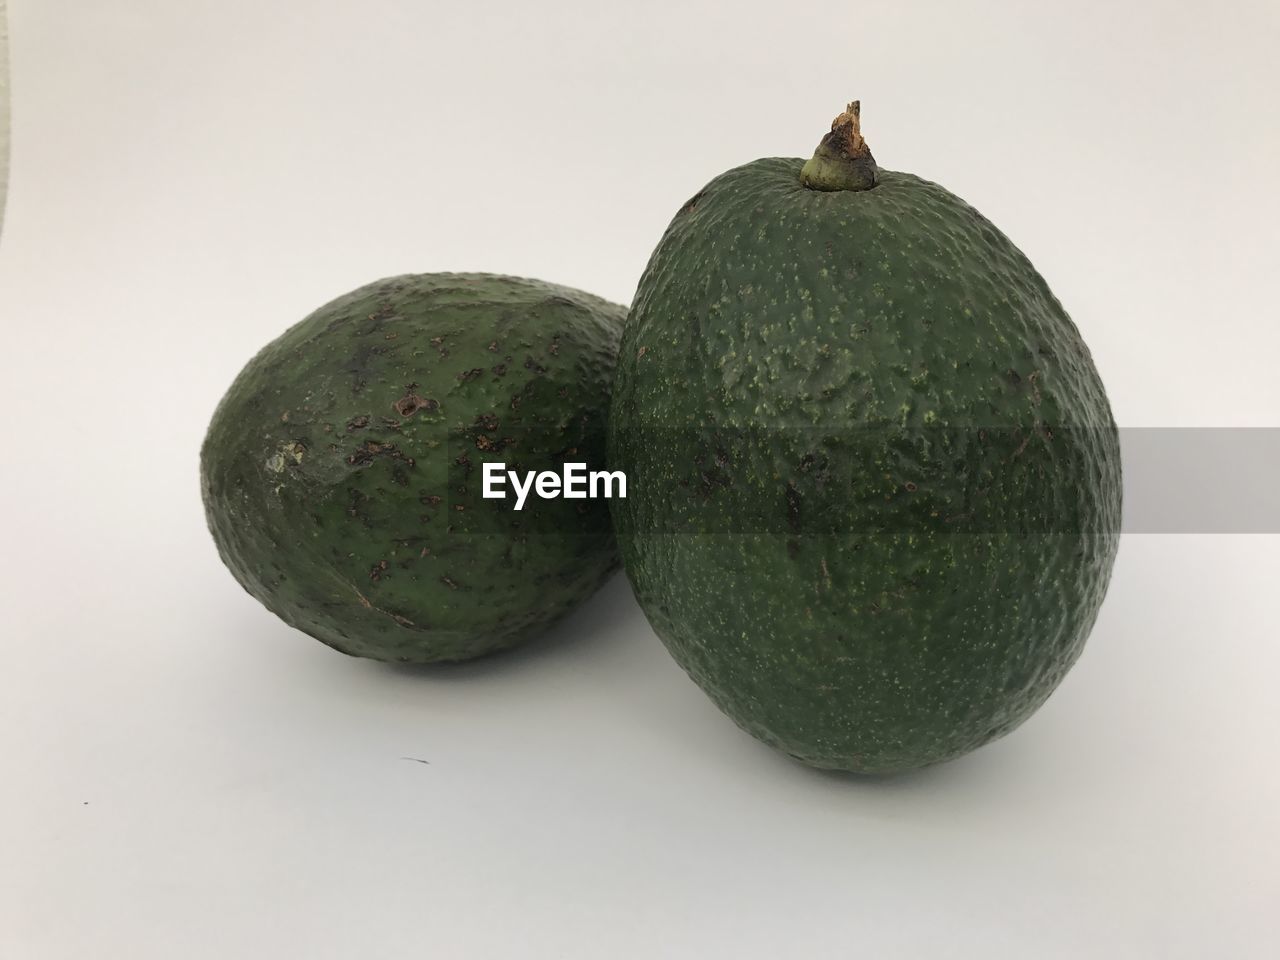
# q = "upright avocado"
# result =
<box><xmin>202</xmin><ymin>273</ymin><xmax>624</xmax><ymax>663</ymax></box>
<box><xmin>608</xmin><ymin>103</ymin><xmax>1121</xmax><ymax>772</ymax></box>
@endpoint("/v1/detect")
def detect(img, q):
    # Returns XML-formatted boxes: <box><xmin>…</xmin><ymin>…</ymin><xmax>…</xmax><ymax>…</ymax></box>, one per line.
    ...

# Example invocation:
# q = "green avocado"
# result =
<box><xmin>608</xmin><ymin>103</ymin><xmax>1122</xmax><ymax>772</ymax></box>
<box><xmin>202</xmin><ymin>273</ymin><xmax>624</xmax><ymax>663</ymax></box>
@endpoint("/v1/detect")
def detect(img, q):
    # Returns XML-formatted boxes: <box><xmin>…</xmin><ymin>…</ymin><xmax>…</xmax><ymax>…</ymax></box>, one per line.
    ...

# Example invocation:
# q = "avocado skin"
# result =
<box><xmin>202</xmin><ymin>273</ymin><xmax>624</xmax><ymax>663</ymax></box>
<box><xmin>608</xmin><ymin>159</ymin><xmax>1121</xmax><ymax>773</ymax></box>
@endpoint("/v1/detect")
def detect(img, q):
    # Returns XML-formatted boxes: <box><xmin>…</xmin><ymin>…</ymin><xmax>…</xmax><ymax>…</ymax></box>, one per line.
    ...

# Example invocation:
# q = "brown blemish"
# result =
<box><xmin>457</xmin><ymin>368</ymin><xmax>484</xmax><ymax>383</ymax></box>
<box><xmin>346</xmin><ymin>415</ymin><xmax>371</xmax><ymax>431</ymax></box>
<box><xmin>679</xmin><ymin>190</ymin><xmax>706</xmax><ymax>215</ymax></box>
<box><xmin>1027</xmin><ymin>370</ymin><xmax>1042</xmax><ymax>404</ymax></box>
<box><xmin>347</xmin><ymin>440</ymin><xmax>415</xmax><ymax>468</ymax></box>
<box><xmin>393</xmin><ymin>393</ymin><xmax>439</xmax><ymax>417</ymax></box>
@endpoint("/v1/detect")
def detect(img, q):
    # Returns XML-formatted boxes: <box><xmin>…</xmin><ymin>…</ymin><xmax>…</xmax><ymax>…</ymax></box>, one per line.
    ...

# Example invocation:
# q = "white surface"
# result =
<box><xmin>2</xmin><ymin>2</ymin><xmax>1278</xmax><ymax>957</ymax></box>
<box><xmin>0</xmin><ymin>0</ymin><xmax>10</xmax><ymax>231</ymax></box>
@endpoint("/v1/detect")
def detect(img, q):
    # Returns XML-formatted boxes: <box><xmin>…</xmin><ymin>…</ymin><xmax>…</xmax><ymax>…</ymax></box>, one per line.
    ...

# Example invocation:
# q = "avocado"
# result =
<box><xmin>608</xmin><ymin>103</ymin><xmax>1122</xmax><ymax>772</ymax></box>
<box><xmin>202</xmin><ymin>273</ymin><xmax>624</xmax><ymax>663</ymax></box>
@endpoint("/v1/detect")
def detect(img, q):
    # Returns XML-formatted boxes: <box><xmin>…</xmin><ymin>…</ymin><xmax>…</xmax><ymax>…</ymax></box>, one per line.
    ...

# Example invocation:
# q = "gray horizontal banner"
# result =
<box><xmin>1117</xmin><ymin>428</ymin><xmax>1280</xmax><ymax>533</ymax></box>
<box><xmin>336</xmin><ymin>425</ymin><xmax>1280</xmax><ymax>535</ymax></box>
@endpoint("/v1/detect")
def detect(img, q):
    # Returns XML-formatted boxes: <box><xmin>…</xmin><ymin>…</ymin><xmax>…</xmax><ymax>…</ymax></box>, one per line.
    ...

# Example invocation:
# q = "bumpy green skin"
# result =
<box><xmin>202</xmin><ymin>273</ymin><xmax>624</xmax><ymax>662</ymax></box>
<box><xmin>609</xmin><ymin>159</ymin><xmax>1121</xmax><ymax>773</ymax></box>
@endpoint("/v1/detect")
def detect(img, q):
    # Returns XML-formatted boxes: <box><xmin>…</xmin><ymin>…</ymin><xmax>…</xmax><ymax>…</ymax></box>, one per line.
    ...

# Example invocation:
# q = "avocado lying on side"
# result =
<box><xmin>202</xmin><ymin>273</ymin><xmax>624</xmax><ymax>663</ymax></box>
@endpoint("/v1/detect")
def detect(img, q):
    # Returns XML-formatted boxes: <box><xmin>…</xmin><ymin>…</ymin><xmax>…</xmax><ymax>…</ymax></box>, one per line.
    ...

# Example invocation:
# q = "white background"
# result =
<box><xmin>2</xmin><ymin>1</ymin><xmax>1278</xmax><ymax>957</ymax></box>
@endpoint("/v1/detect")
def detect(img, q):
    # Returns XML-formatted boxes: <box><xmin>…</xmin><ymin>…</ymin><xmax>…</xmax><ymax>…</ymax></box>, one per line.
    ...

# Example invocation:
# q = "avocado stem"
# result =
<box><xmin>800</xmin><ymin>100</ymin><xmax>878</xmax><ymax>192</ymax></box>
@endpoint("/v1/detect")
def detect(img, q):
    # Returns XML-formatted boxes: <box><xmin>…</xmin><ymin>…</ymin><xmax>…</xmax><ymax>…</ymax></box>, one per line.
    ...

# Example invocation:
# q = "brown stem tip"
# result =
<box><xmin>830</xmin><ymin>101</ymin><xmax>871</xmax><ymax>160</ymax></box>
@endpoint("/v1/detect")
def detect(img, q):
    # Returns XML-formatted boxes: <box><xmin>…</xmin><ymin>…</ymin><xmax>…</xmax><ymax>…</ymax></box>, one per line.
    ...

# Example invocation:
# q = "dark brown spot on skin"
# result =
<box><xmin>457</xmin><ymin>368</ymin><xmax>484</xmax><ymax>383</ymax></box>
<box><xmin>347</xmin><ymin>440</ymin><xmax>415</xmax><ymax>468</ymax></box>
<box><xmin>370</xmin><ymin>559</ymin><xmax>388</xmax><ymax>581</ymax></box>
<box><xmin>440</xmin><ymin>576</ymin><xmax>459</xmax><ymax>590</ymax></box>
<box><xmin>548</xmin><ymin>340</ymin><xmax>560</xmax><ymax>356</ymax></box>
<box><xmin>492</xmin><ymin>364</ymin><xmax>507</xmax><ymax>377</ymax></box>
<box><xmin>347</xmin><ymin>415</ymin><xmax>370</xmax><ymax>431</ymax></box>
<box><xmin>1006</xmin><ymin>432</ymin><xmax>1031</xmax><ymax>462</ymax></box>
<box><xmin>904</xmin><ymin>481</ymin><xmax>918</xmax><ymax>492</ymax></box>
<box><xmin>420</xmin><ymin>495</ymin><xmax>443</xmax><ymax>506</ymax></box>
<box><xmin>347</xmin><ymin>441</ymin><xmax>383</xmax><ymax>466</ymax></box>
<box><xmin>487</xmin><ymin>341</ymin><xmax>500</xmax><ymax>352</ymax></box>
<box><xmin>636</xmin><ymin>346</ymin><xmax>648</xmax><ymax>359</ymax></box>
<box><xmin>679</xmin><ymin>190</ymin><xmax>706</xmax><ymax>215</ymax></box>
<box><xmin>393</xmin><ymin>393</ymin><xmax>439</xmax><ymax>417</ymax></box>
<box><xmin>474</xmin><ymin>428</ymin><xmax>514</xmax><ymax>453</ymax></box>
